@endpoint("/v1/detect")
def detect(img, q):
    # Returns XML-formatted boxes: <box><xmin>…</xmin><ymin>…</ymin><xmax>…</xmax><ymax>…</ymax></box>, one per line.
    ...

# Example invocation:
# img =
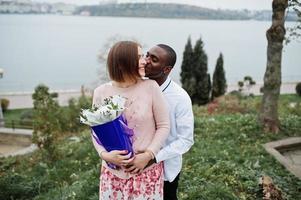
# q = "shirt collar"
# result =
<box><xmin>160</xmin><ymin>76</ymin><xmax>172</xmax><ymax>92</ymax></box>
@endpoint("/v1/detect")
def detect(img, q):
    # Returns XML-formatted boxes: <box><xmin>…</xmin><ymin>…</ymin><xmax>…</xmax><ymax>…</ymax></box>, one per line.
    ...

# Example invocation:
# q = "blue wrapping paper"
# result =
<box><xmin>91</xmin><ymin>114</ymin><xmax>134</xmax><ymax>169</ymax></box>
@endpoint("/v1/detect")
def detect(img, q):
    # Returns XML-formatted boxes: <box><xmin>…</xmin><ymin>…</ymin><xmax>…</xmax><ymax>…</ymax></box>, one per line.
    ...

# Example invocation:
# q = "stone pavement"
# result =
<box><xmin>264</xmin><ymin>137</ymin><xmax>301</xmax><ymax>180</ymax></box>
<box><xmin>0</xmin><ymin>127</ymin><xmax>33</xmax><ymax>136</ymax></box>
<box><xmin>282</xmin><ymin>149</ymin><xmax>301</xmax><ymax>167</ymax></box>
<box><xmin>0</xmin><ymin>127</ymin><xmax>36</xmax><ymax>157</ymax></box>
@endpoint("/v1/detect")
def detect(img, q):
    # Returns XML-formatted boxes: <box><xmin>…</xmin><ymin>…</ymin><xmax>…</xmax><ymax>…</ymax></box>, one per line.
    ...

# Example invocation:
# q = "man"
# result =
<box><xmin>145</xmin><ymin>44</ymin><xmax>194</xmax><ymax>200</ymax></box>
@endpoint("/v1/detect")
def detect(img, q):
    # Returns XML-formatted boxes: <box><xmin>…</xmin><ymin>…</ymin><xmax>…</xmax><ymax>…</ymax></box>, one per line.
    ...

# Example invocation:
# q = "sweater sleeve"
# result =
<box><xmin>146</xmin><ymin>81</ymin><xmax>170</xmax><ymax>155</ymax></box>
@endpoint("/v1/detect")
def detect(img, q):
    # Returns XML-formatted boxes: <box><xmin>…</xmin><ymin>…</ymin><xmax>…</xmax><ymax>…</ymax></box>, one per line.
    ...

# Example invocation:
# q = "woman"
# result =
<box><xmin>92</xmin><ymin>41</ymin><xmax>170</xmax><ymax>199</ymax></box>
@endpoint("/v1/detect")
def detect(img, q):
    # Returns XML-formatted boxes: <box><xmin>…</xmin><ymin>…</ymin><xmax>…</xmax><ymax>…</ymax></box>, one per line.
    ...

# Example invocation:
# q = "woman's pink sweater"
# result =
<box><xmin>91</xmin><ymin>79</ymin><xmax>170</xmax><ymax>179</ymax></box>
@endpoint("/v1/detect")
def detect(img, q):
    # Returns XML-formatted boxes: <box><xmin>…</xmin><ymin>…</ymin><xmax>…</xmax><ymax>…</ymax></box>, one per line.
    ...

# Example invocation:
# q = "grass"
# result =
<box><xmin>179</xmin><ymin>114</ymin><xmax>301</xmax><ymax>200</ymax></box>
<box><xmin>0</xmin><ymin>94</ymin><xmax>301</xmax><ymax>199</ymax></box>
<box><xmin>2</xmin><ymin>106</ymin><xmax>79</xmax><ymax>130</ymax></box>
<box><xmin>0</xmin><ymin>130</ymin><xmax>100</xmax><ymax>200</ymax></box>
<box><xmin>3</xmin><ymin>108</ymin><xmax>31</xmax><ymax>122</ymax></box>
<box><xmin>3</xmin><ymin>108</ymin><xmax>33</xmax><ymax>129</ymax></box>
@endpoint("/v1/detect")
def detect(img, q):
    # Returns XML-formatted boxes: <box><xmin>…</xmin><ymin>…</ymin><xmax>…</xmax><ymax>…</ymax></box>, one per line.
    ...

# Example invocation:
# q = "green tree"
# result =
<box><xmin>180</xmin><ymin>37</ymin><xmax>194</xmax><ymax>96</ymax></box>
<box><xmin>180</xmin><ymin>37</ymin><xmax>211</xmax><ymax>105</ymax></box>
<box><xmin>211</xmin><ymin>53</ymin><xmax>227</xmax><ymax>100</ymax></box>
<box><xmin>32</xmin><ymin>84</ymin><xmax>61</xmax><ymax>161</ymax></box>
<box><xmin>286</xmin><ymin>0</ymin><xmax>301</xmax><ymax>43</ymax></box>
<box><xmin>192</xmin><ymin>37</ymin><xmax>211</xmax><ymax>105</ymax></box>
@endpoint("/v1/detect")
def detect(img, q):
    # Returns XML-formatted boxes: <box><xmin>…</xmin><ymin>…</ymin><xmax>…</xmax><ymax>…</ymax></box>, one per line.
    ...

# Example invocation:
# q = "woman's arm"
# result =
<box><xmin>91</xmin><ymin>87</ymin><xmax>132</xmax><ymax>167</ymax></box>
<box><xmin>125</xmin><ymin>81</ymin><xmax>170</xmax><ymax>173</ymax></box>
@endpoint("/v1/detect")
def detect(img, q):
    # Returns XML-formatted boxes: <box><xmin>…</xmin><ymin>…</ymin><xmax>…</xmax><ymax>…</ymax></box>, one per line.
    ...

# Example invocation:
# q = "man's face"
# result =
<box><xmin>145</xmin><ymin>46</ymin><xmax>168</xmax><ymax>79</ymax></box>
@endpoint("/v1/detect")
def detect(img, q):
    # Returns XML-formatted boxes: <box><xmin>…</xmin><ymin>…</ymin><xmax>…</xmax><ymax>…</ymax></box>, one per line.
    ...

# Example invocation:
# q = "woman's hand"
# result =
<box><xmin>101</xmin><ymin>150</ymin><xmax>132</xmax><ymax>167</ymax></box>
<box><xmin>124</xmin><ymin>152</ymin><xmax>153</xmax><ymax>174</ymax></box>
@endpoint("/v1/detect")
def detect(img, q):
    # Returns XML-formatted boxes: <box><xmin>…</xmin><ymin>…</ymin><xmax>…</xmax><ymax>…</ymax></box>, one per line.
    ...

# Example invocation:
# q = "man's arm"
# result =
<box><xmin>155</xmin><ymin>95</ymin><xmax>194</xmax><ymax>162</ymax></box>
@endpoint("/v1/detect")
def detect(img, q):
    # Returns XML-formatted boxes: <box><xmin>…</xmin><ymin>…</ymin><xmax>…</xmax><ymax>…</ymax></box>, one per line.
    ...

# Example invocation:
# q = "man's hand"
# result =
<box><xmin>145</xmin><ymin>157</ymin><xmax>156</xmax><ymax>168</ymax></box>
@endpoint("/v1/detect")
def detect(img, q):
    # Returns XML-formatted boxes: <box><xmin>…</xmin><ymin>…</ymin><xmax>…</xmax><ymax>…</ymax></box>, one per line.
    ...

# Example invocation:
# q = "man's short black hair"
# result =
<box><xmin>157</xmin><ymin>44</ymin><xmax>177</xmax><ymax>67</ymax></box>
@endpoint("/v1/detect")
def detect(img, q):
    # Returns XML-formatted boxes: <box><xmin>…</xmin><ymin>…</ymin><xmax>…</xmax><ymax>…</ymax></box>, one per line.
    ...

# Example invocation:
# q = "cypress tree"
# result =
<box><xmin>180</xmin><ymin>37</ymin><xmax>194</xmax><ymax>96</ymax></box>
<box><xmin>193</xmin><ymin>37</ymin><xmax>211</xmax><ymax>105</ymax></box>
<box><xmin>212</xmin><ymin>53</ymin><xmax>227</xmax><ymax>100</ymax></box>
<box><xmin>180</xmin><ymin>36</ymin><xmax>212</xmax><ymax>105</ymax></box>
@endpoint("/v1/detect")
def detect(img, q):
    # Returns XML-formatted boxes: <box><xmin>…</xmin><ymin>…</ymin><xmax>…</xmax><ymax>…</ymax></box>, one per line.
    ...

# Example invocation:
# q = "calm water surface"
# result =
<box><xmin>0</xmin><ymin>15</ymin><xmax>300</xmax><ymax>92</ymax></box>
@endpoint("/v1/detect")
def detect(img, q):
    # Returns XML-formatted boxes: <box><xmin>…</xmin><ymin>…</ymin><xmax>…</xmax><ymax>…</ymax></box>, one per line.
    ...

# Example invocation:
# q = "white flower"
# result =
<box><xmin>80</xmin><ymin>95</ymin><xmax>127</xmax><ymax>126</ymax></box>
<box><xmin>80</xmin><ymin>109</ymin><xmax>100</xmax><ymax>126</ymax></box>
<box><xmin>111</xmin><ymin>95</ymin><xmax>126</xmax><ymax>110</ymax></box>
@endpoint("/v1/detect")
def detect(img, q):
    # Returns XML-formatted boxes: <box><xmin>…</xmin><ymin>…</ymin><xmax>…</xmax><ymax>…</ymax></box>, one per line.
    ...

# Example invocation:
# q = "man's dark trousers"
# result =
<box><xmin>164</xmin><ymin>173</ymin><xmax>180</xmax><ymax>200</ymax></box>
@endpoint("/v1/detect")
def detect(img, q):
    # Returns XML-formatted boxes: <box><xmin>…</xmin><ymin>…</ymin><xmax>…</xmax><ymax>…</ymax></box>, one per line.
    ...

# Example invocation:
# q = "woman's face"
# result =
<box><xmin>138</xmin><ymin>46</ymin><xmax>146</xmax><ymax>77</ymax></box>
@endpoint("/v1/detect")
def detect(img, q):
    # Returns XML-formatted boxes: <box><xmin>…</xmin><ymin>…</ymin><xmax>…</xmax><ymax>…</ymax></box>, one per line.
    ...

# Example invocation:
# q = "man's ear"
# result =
<box><xmin>163</xmin><ymin>66</ymin><xmax>172</xmax><ymax>74</ymax></box>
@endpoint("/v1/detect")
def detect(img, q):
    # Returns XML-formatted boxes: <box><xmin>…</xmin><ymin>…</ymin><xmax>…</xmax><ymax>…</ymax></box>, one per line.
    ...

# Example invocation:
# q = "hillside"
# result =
<box><xmin>74</xmin><ymin>3</ymin><xmax>298</xmax><ymax>21</ymax></box>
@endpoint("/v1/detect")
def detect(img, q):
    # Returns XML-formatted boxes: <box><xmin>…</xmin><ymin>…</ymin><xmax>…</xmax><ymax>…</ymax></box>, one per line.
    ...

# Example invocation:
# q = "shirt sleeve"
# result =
<box><xmin>146</xmin><ymin>81</ymin><xmax>170</xmax><ymax>155</ymax></box>
<box><xmin>155</xmin><ymin>94</ymin><xmax>194</xmax><ymax>162</ymax></box>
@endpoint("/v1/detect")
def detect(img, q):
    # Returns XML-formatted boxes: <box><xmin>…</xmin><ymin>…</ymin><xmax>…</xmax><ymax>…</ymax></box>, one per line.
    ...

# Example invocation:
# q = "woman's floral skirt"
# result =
<box><xmin>99</xmin><ymin>162</ymin><xmax>163</xmax><ymax>200</ymax></box>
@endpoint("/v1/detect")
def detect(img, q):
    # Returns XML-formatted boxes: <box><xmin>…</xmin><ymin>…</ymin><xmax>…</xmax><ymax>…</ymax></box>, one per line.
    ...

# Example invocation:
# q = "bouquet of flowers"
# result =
<box><xmin>80</xmin><ymin>95</ymin><xmax>134</xmax><ymax>169</ymax></box>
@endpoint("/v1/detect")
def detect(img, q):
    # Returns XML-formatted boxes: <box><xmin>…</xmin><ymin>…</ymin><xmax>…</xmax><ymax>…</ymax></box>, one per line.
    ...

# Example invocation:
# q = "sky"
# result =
<box><xmin>32</xmin><ymin>0</ymin><xmax>273</xmax><ymax>10</ymax></box>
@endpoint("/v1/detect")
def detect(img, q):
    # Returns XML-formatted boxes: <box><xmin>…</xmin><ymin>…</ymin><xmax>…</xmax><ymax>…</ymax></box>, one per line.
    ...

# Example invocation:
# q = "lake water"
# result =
<box><xmin>0</xmin><ymin>14</ymin><xmax>300</xmax><ymax>93</ymax></box>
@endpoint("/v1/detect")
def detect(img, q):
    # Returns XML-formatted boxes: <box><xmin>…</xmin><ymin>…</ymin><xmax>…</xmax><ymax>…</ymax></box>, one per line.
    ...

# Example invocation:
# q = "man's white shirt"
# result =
<box><xmin>156</xmin><ymin>77</ymin><xmax>194</xmax><ymax>182</ymax></box>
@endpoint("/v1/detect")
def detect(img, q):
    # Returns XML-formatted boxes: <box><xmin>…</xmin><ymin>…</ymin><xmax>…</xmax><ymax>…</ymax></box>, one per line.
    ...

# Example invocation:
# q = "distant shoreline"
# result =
<box><xmin>0</xmin><ymin>13</ymin><xmax>276</xmax><ymax>22</ymax></box>
<box><xmin>1</xmin><ymin>2</ymin><xmax>298</xmax><ymax>21</ymax></box>
<box><xmin>0</xmin><ymin>89</ymin><xmax>83</xmax><ymax>96</ymax></box>
<box><xmin>0</xmin><ymin>82</ymin><xmax>298</xmax><ymax>109</ymax></box>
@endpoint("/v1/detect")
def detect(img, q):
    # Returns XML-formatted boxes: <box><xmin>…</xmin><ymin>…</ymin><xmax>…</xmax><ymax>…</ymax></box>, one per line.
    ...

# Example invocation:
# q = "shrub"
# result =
<box><xmin>59</xmin><ymin>95</ymin><xmax>92</xmax><ymax>133</ymax></box>
<box><xmin>229</xmin><ymin>90</ymin><xmax>243</xmax><ymax>99</ymax></box>
<box><xmin>0</xmin><ymin>172</ymin><xmax>39</xmax><ymax>200</ymax></box>
<box><xmin>0</xmin><ymin>98</ymin><xmax>9</xmax><ymax>112</ymax></box>
<box><xmin>32</xmin><ymin>84</ymin><xmax>61</xmax><ymax>161</ymax></box>
<box><xmin>285</xmin><ymin>102</ymin><xmax>301</xmax><ymax>116</ymax></box>
<box><xmin>207</xmin><ymin>95</ymin><xmax>256</xmax><ymax>115</ymax></box>
<box><xmin>237</xmin><ymin>76</ymin><xmax>256</xmax><ymax>96</ymax></box>
<box><xmin>296</xmin><ymin>82</ymin><xmax>301</xmax><ymax>96</ymax></box>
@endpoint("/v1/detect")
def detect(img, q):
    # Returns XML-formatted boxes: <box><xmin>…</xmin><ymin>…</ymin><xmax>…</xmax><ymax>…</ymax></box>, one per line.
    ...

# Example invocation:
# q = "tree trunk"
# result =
<box><xmin>260</xmin><ymin>0</ymin><xmax>288</xmax><ymax>133</ymax></box>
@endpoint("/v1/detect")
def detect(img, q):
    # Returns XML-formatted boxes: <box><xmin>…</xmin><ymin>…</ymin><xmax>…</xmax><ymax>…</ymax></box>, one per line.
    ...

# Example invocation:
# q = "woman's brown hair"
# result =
<box><xmin>107</xmin><ymin>41</ymin><xmax>140</xmax><ymax>82</ymax></box>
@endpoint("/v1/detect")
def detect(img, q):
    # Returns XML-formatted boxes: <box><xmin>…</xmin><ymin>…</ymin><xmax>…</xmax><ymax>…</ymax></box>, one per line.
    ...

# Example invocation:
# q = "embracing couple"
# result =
<box><xmin>92</xmin><ymin>41</ymin><xmax>194</xmax><ymax>200</ymax></box>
